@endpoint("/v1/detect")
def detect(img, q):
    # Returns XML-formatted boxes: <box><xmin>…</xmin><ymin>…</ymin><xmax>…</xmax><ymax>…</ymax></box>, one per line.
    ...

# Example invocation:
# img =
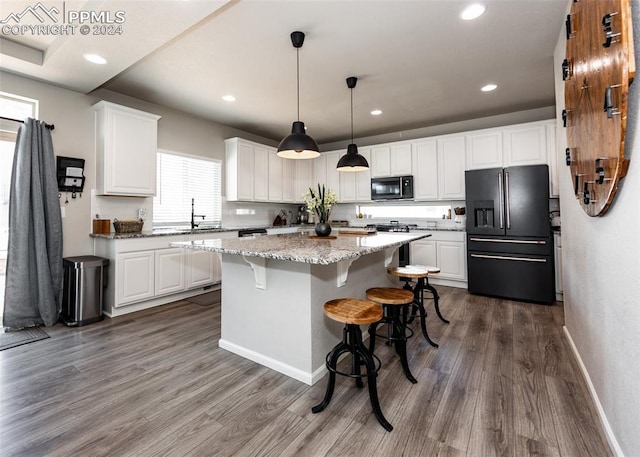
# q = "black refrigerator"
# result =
<box><xmin>465</xmin><ymin>164</ymin><xmax>554</xmax><ymax>304</ymax></box>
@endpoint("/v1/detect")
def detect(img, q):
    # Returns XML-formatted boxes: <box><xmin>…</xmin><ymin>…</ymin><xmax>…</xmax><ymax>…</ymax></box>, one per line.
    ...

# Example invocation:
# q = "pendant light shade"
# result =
<box><xmin>337</xmin><ymin>76</ymin><xmax>369</xmax><ymax>171</ymax></box>
<box><xmin>277</xmin><ymin>31</ymin><xmax>320</xmax><ymax>159</ymax></box>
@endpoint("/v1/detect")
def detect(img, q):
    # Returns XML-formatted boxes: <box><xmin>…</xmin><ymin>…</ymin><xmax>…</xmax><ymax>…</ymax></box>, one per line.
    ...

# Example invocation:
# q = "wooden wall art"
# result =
<box><xmin>564</xmin><ymin>0</ymin><xmax>635</xmax><ymax>216</ymax></box>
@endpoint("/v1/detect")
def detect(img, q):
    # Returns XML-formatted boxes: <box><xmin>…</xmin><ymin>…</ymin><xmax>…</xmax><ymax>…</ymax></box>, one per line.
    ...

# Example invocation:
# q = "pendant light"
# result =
<box><xmin>337</xmin><ymin>76</ymin><xmax>369</xmax><ymax>171</ymax></box>
<box><xmin>277</xmin><ymin>31</ymin><xmax>320</xmax><ymax>159</ymax></box>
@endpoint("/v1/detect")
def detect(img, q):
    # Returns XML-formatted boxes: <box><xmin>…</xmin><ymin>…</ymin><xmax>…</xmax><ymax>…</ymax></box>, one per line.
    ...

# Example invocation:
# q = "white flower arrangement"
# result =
<box><xmin>302</xmin><ymin>184</ymin><xmax>338</xmax><ymax>223</ymax></box>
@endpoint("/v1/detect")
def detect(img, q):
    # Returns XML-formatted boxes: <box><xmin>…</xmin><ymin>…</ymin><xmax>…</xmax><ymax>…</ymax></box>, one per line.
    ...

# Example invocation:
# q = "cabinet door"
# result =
<box><xmin>312</xmin><ymin>154</ymin><xmax>328</xmax><ymax>188</ymax></box>
<box><xmin>187</xmin><ymin>250</ymin><xmax>216</xmax><ymax>289</ymax></box>
<box><xmin>254</xmin><ymin>146</ymin><xmax>269</xmax><ymax>202</ymax></box>
<box><xmin>390</xmin><ymin>143</ymin><xmax>412</xmax><ymax>175</ymax></box>
<box><xmin>371</xmin><ymin>146</ymin><xmax>391</xmax><ymax>177</ymax></box>
<box><xmin>412</xmin><ymin>140</ymin><xmax>438</xmax><ymax>200</ymax></box>
<box><xmin>268</xmin><ymin>149</ymin><xmax>282</xmax><ymax>202</ymax></box>
<box><xmin>155</xmin><ymin>248</ymin><xmax>185</xmax><ymax>296</ymax></box>
<box><xmin>554</xmin><ymin>233</ymin><xmax>563</xmax><ymax>294</ymax></box>
<box><xmin>236</xmin><ymin>141</ymin><xmax>255</xmax><ymax>201</ymax></box>
<box><xmin>437</xmin><ymin>241</ymin><xmax>467</xmax><ymax>281</ymax></box>
<box><xmin>325</xmin><ymin>151</ymin><xmax>341</xmax><ymax>201</ymax></box>
<box><xmin>437</xmin><ymin>135</ymin><xmax>466</xmax><ymax>199</ymax></box>
<box><xmin>466</xmin><ymin>129</ymin><xmax>503</xmax><ymax>170</ymax></box>
<box><xmin>547</xmin><ymin>123</ymin><xmax>559</xmax><ymax>197</ymax></box>
<box><xmin>410</xmin><ymin>240</ymin><xmax>437</xmax><ymax>266</ymax></box>
<box><xmin>281</xmin><ymin>159</ymin><xmax>296</xmax><ymax>202</ymax></box>
<box><xmin>117</xmin><ymin>251</ymin><xmax>155</xmax><ymax>306</ymax></box>
<box><xmin>355</xmin><ymin>148</ymin><xmax>372</xmax><ymax>201</ymax></box>
<box><xmin>97</xmin><ymin>104</ymin><xmax>159</xmax><ymax>196</ymax></box>
<box><xmin>295</xmin><ymin>160</ymin><xmax>313</xmax><ymax>203</ymax></box>
<box><xmin>503</xmin><ymin>123</ymin><xmax>548</xmax><ymax>166</ymax></box>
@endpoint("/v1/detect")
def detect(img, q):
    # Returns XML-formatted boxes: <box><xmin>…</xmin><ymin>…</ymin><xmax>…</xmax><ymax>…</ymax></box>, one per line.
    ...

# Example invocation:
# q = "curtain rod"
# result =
<box><xmin>0</xmin><ymin>116</ymin><xmax>55</xmax><ymax>130</ymax></box>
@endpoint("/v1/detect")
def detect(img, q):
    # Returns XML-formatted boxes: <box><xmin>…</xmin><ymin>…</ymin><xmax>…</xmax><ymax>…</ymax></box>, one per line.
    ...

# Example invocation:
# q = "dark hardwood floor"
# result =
<box><xmin>0</xmin><ymin>286</ymin><xmax>612</xmax><ymax>456</ymax></box>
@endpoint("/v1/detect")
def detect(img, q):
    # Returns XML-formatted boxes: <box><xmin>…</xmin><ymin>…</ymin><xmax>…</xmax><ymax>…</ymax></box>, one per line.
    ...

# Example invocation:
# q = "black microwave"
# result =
<box><xmin>371</xmin><ymin>176</ymin><xmax>414</xmax><ymax>200</ymax></box>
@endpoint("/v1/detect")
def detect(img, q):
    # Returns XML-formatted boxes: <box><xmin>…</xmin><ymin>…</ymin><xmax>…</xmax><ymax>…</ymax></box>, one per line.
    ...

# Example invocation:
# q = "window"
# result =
<box><xmin>153</xmin><ymin>150</ymin><xmax>221</xmax><ymax>227</ymax></box>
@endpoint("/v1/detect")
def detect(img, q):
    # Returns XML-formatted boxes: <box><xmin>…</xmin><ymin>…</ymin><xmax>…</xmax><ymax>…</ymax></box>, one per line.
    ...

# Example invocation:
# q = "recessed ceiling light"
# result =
<box><xmin>460</xmin><ymin>3</ymin><xmax>486</xmax><ymax>21</ymax></box>
<box><xmin>481</xmin><ymin>83</ymin><xmax>497</xmax><ymax>92</ymax></box>
<box><xmin>371</xmin><ymin>109</ymin><xmax>383</xmax><ymax>116</ymax></box>
<box><xmin>222</xmin><ymin>95</ymin><xmax>236</xmax><ymax>102</ymax></box>
<box><xmin>83</xmin><ymin>53</ymin><xmax>107</xmax><ymax>65</ymax></box>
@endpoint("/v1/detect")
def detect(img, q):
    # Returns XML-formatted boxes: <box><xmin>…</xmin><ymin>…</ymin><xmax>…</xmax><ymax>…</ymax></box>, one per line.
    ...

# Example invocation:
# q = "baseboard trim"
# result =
<box><xmin>218</xmin><ymin>338</ymin><xmax>326</xmax><ymax>386</ymax></box>
<box><xmin>562</xmin><ymin>326</ymin><xmax>624</xmax><ymax>457</ymax></box>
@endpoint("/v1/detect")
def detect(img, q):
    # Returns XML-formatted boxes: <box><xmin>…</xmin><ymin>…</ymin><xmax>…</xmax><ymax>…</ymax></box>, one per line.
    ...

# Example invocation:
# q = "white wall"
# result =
<box><xmin>0</xmin><ymin>72</ymin><xmax>276</xmax><ymax>257</ymax></box>
<box><xmin>553</xmin><ymin>2</ymin><xmax>640</xmax><ymax>455</ymax></box>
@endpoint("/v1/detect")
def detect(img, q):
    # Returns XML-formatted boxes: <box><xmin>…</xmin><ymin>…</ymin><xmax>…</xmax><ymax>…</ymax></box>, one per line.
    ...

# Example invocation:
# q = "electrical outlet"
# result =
<box><xmin>138</xmin><ymin>208</ymin><xmax>148</xmax><ymax>220</ymax></box>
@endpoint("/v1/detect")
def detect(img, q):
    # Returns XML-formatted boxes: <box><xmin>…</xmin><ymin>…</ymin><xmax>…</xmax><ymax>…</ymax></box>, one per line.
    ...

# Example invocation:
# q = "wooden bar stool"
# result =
<box><xmin>365</xmin><ymin>287</ymin><xmax>417</xmax><ymax>384</ymax></box>
<box><xmin>311</xmin><ymin>298</ymin><xmax>393</xmax><ymax>432</ymax></box>
<box><xmin>387</xmin><ymin>265</ymin><xmax>449</xmax><ymax>348</ymax></box>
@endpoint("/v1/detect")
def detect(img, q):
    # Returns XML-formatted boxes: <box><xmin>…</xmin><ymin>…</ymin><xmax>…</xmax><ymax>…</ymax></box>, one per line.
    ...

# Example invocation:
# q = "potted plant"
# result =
<box><xmin>303</xmin><ymin>184</ymin><xmax>338</xmax><ymax>237</ymax></box>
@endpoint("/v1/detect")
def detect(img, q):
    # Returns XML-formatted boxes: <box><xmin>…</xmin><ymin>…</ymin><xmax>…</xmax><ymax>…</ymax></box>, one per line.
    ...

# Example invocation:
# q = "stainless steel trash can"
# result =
<box><xmin>61</xmin><ymin>255</ymin><xmax>109</xmax><ymax>326</ymax></box>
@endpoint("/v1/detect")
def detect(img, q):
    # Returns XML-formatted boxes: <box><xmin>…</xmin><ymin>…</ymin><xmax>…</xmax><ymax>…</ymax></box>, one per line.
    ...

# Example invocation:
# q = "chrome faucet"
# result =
<box><xmin>191</xmin><ymin>198</ymin><xmax>206</xmax><ymax>229</ymax></box>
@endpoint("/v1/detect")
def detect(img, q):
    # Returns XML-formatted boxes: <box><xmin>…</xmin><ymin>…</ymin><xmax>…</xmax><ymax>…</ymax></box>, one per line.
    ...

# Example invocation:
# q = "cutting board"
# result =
<box><xmin>338</xmin><ymin>228</ymin><xmax>377</xmax><ymax>236</ymax></box>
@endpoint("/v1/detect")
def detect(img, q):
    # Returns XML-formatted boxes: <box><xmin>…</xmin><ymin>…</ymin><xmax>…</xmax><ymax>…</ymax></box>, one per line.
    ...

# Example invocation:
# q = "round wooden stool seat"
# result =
<box><xmin>366</xmin><ymin>287</ymin><xmax>414</xmax><ymax>305</ymax></box>
<box><xmin>324</xmin><ymin>298</ymin><xmax>383</xmax><ymax>325</ymax></box>
<box><xmin>387</xmin><ymin>265</ymin><xmax>440</xmax><ymax>278</ymax></box>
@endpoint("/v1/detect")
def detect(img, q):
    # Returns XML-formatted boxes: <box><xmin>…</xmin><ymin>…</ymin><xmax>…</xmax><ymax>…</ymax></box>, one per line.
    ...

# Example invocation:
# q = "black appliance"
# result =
<box><xmin>371</xmin><ymin>176</ymin><xmax>414</xmax><ymax>201</ymax></box>
<box><xmin>365</xmin><ymin>222</ymin><xmax>417</xmax><ymax>266</ymax></box>
<box><xmin>465</xmin><ymin>165</ymin><xmax>554</xmax><ymax>304</ymax></box>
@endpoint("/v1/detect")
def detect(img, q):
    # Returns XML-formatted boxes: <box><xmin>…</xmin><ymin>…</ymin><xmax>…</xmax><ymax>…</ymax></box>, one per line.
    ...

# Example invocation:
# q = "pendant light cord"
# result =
<box><xmin>296</xmin><ymin>47</ymin><xmax>300</xmax><ymax>122</ymax></box>
<box><xmin>350</xmin><ymin>86</ymin><xmax>354</xmax><ymax>144</ymax></box>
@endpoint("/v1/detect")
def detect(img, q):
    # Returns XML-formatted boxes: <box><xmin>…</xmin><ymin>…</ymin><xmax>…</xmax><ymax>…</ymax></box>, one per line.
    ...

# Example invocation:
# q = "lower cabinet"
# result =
<box><xmin>410</xmin><ymin>231</ymin><xmax>467</xmax><ymax>286</ymax></box>
<box><xmin>95</xmin><ymin>231</ymin><xmax>235</xmax><ymax>316</ymax></box>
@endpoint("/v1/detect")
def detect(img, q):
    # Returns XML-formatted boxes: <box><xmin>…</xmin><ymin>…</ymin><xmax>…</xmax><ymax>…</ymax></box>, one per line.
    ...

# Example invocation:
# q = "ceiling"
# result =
<box><xmin>0</xmin><ymin>0</ymin><xmax>567</xmax><ymax>145</ymax></box>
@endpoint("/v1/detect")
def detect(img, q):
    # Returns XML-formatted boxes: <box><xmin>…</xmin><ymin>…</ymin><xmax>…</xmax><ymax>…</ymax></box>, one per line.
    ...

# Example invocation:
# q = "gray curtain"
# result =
<box><xmin>3</xmin><ymin>118</ymin><xmax>63</xmax><ymax>329</ymax></box>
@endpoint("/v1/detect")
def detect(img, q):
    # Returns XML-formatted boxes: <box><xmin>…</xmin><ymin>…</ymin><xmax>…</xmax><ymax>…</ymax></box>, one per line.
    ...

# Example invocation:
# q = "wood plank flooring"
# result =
<box><xmin>0</xmin><ymin>287</ymin><xmax>612</xmax><ymax>456</ymax></box>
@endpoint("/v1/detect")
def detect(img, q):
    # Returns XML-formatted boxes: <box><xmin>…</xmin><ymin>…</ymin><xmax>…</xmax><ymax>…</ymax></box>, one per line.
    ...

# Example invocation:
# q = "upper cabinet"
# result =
<box><xmin>503</xmin><ymin>121</ymin><xmax>549</xmax><ymax>166</ymax></box>
<box><xmin>339</xmin><ymin>148</ymin><xmax>372</xmax><ymax>202</ymax></box>
<box><xmin>412</xmin><ymin>140</ymin><xmax>438</xmax><ymax>200</ymax></box>
<box><xmin>93</xmin><ymin>101</ymin><xmax>161</xmax><ymax>196</ymax></box>
<box><xmin>437</xmin><ymin>135</ymin><xmax>466</xmax><ymax>200</ymax></box>
<box><xmin>466</xmin><ymin>128</ymin><xmax>503</xmax><ymax>170</ymax></box>
<box><xmin>371</xmin><ymin>142</ymin><xmax>412</xmax><ymax>177</ymax></box>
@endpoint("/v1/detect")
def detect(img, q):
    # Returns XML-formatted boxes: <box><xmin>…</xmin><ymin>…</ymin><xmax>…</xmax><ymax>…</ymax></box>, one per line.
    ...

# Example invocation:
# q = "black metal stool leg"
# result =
<box><xmin>357</xmin><ymin>342</ymin><xmax>393</xmax><ymax>432</ymax></box>
<box><xmin>312</xmin><ymin>341</ymin><xmax>347</xmax><ymax>413</ymax></box>
<box><xmin>411</xmin><ymin>279</ymin><xmax>438</xmax><ymax>348</ymax></box>
<box><xmin>424</xmin><ymin>279</ymin><xmax>450</xmax><ymax>324</ymax></box>
<box><xmin>388</xmin><ymin>304</ymin><xmax>418</xmax><ymax>384</ymax></box>
<box><xmin>349</xmin><ymin>326</ymin><xmax>364</xmax><ymax>388</ymax></box>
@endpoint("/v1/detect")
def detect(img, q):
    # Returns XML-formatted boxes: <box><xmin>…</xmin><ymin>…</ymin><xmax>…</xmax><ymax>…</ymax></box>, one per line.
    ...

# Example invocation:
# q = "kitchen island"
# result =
<box><xmin>171</xmin><ymin>231</ymin><xmax>430</xmax><ymax>385</ymax></box>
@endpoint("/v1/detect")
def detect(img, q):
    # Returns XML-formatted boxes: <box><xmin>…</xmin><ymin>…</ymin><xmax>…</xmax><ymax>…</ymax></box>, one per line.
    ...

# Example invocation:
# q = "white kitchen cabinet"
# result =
<box><xmin>547</xmin><ymin>123</ymin><xmax>559</xmax><ymax>198</ymax></box>
<box><xmin>281</xmin><ymin>158</ymin><xmax>296</xmax><ymax>202</ymax></box>
<box><xmin>412</xmin><ymin>140</ymin><xmax>439</xmax><ymax>200</ymax></box>
<box><xmin>225</xmin><ymin>138</ymin><xmax>256</xmax><ymax>201</ymax></box>
<box><xmin>325</xmin><ymin>151</ymin><xmax>342</xmax><ymax>201</ymax></box>
<box><xmin>338</xmin><ymin>148</ymin><xmax>371</xmax><ymax>202</ymax></box>
<box><xmin>312</xmin><ymin>154</ymin><xmax>327</xmax><ymax>188</ymax></box>
<box><xmin>437</xmin><ymin>135</ymin><xmax>466</xmax><ymax>199</ymax></box>
<box><xmin>254</xmin><ymin>145</ymin><xmax>270</xmax><ymax>202</ymax></box>
<box><xmin>268</xmin><ymin>149</ymin><xmax>283</xmax><ymax>202</ymax></box>
<box><xmin>503</xmin><ymin>121</ymin><xmax>549</xmax><ymax>167</ymax></box>
<box><xmin>187</xmin><ymin>249</ymin><xmax>218</xmax><ymax>288</ymax></box>
<box><xmin>117</xmin><ymin>250</ymin><xmax>155</xmax><ymax>306</ymax></box>
<box><xmin>410</xmin><ymin>231</ymin><xmax>467</xmax><ymax>286</ymax></box>
<box><xmin>95</xmin><ymin>231</ymin><xmax>236</xmax><ymax>317</ymax></box>
<box><xmin>371</xmin><ymin>142</ymin><xmax>412</xmax><ymax>177</ymax></box>
<box><xmin>155</xmin><ymin>248</ymin><xmax>185</xmax><ymax>296</ymax></box>
<box><xmin>295</xmin><ymin>160</ymin><xmax>313</xmax><ymax>203</ymax></box>
<box><xmin>93</xmin><ymin>101</ymin><xmax>160</xmax><ymax>196</ymax></box>
<box><xmin>466</xmin><ymin>128</ymin><xmax>503</xmax><ymax>170</ymax></box>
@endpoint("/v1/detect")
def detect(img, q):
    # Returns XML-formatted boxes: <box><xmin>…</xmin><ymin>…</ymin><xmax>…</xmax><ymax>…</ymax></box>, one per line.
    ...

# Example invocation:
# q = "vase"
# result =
<box><xmin>315</xmin><ymin>222</ymin><xmax>332</xmax><ymax>237</ymax></box>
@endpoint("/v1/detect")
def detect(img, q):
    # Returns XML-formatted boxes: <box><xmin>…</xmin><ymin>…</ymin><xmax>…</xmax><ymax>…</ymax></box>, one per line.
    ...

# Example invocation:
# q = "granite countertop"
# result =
<box><xmin>90</xmin><ymin>223</ymin><xmax>464</xmax><ymax>240</ymax></box>
<box><xmin>170</xmin><ymin>231</ymin><xmax>431</xmax><ymax>265</ymax></box>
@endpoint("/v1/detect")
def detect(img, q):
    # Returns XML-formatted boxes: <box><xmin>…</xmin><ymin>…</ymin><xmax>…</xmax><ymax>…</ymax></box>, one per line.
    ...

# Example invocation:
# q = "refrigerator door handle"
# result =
<box><xmin>468</xmin><ymin>237</ymin><xmax>547</xmax><ymax>245</ymax></box>
<box><xmin>498</xmin><ymin>172</ymin><xmax>504</xmax><ymax>229</ymax></box>
<box><xmin>505</xmin><ymin>171</ymin><xmax>511</xmax><ymax>229</ymax></box>
<box><xmin>470</xmin><ymin>253</ymin><xmax>547</xmax><ymax>263</ymax></box>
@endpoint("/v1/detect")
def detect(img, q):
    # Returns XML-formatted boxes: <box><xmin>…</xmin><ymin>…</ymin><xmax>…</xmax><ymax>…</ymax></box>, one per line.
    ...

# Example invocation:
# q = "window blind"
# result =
<box><xmin>153</xmin><ymin>151</ymin><xmax>221</xmax><ymax>226</ymax></box>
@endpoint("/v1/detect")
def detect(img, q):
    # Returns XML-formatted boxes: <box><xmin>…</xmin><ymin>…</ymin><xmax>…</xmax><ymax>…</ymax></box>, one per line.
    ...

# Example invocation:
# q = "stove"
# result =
<box><xmin>365</xmin><ymin>223</ymin><xmax>418</xmax><ymax>233</ymax></box>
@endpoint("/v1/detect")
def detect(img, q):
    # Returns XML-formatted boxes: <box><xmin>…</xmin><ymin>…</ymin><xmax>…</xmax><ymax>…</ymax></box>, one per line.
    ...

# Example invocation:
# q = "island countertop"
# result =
<box><xmin>170</xmin><ymin>231</ymin><xmax>431</xmax><ymax>265</ymax></box>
